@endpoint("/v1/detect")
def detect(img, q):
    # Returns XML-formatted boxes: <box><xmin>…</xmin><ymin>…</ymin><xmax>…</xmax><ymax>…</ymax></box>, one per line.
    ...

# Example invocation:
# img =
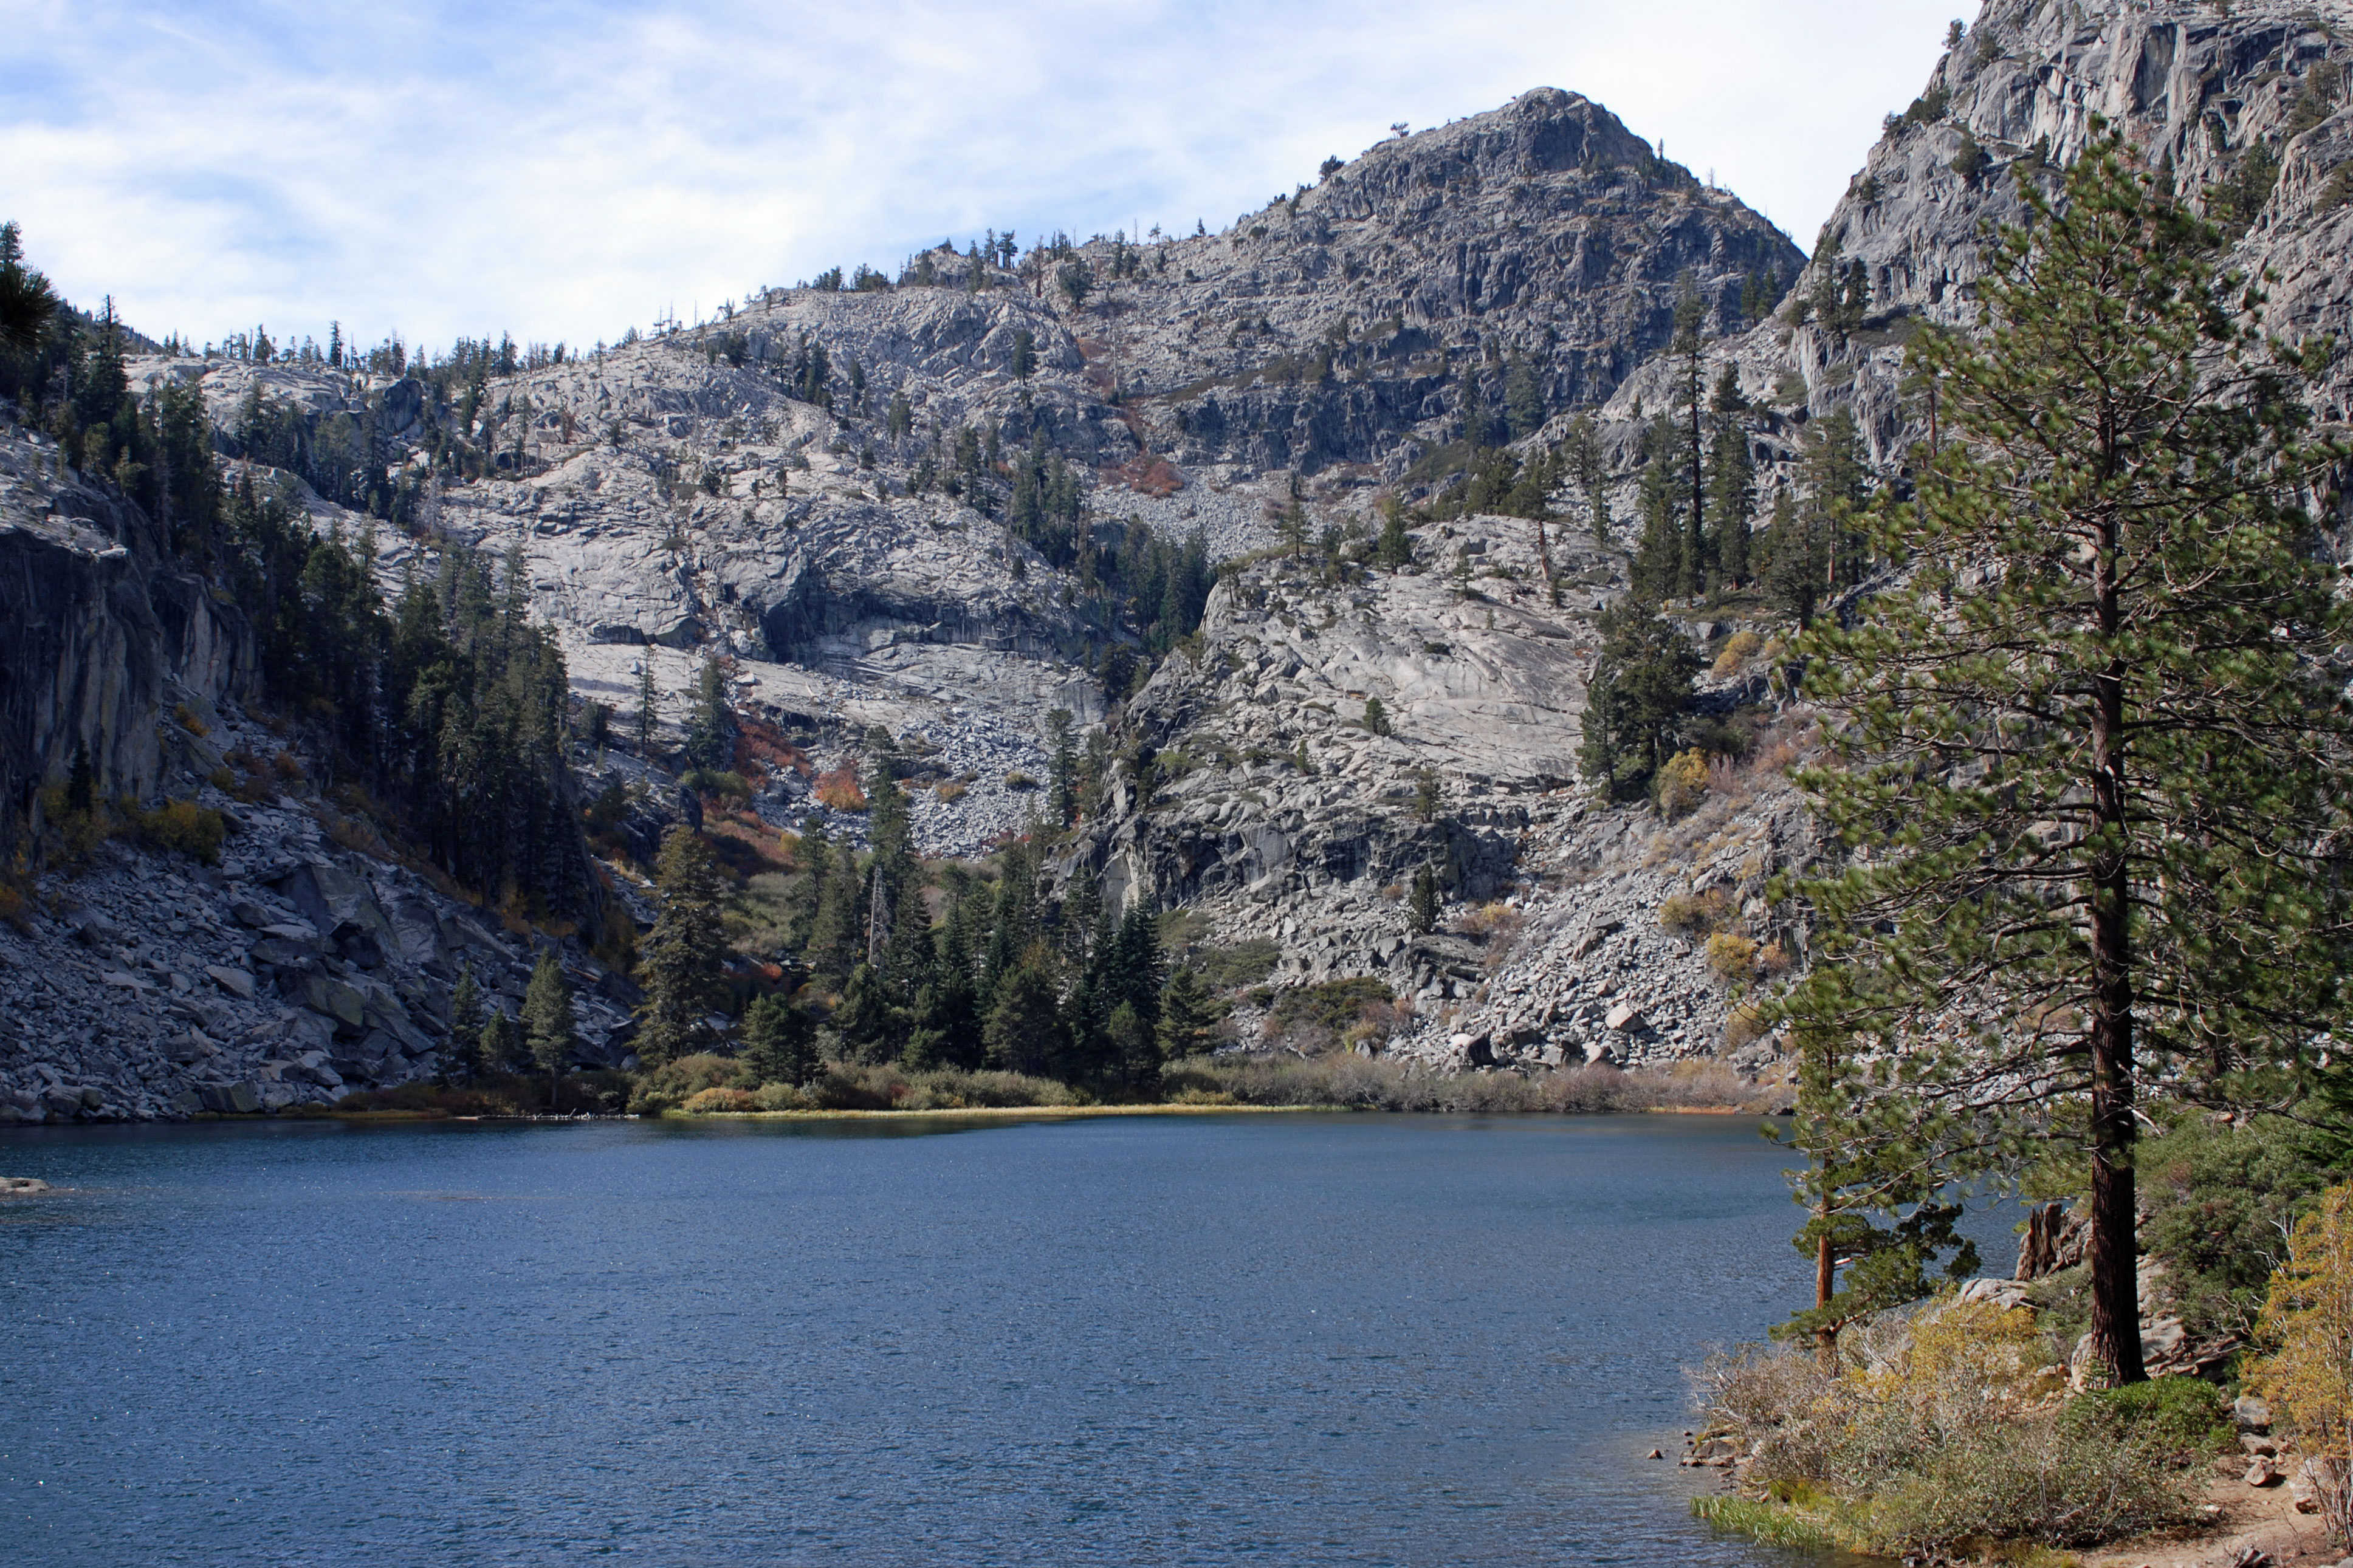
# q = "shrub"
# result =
<box><xmin>1705</xmin><ymin>931</ymin><xmax>1759</xmax><ymax>979</ymax></box>
<box><xmin>1711</xmin><ymin>630</ymin><xmax>1765</xmax><ymax>678</ymax></box>
<box><xmin>935</xmin><ymin>779</ymin><xmax>967</xmax><ymax>804</ymax></box>
<box><xmin>2247</xmin><ymin>1182</ymin><xmax>2353</xmax><ymax>1544</ymax></box>
<box><xmin>1263</xmin><ymin>976</ymin><xmax>1396</xmax><ymax>1047</ymax></box>
<box><xmin>1723</xmin><ymin>1002</ymin><xmax>1771</xmax><ymax>1050</ymax></box>
<box><xmin>631</xmin><ymin>1052</ymin><xmax>751</xmax><ymax>1114</ymax></box>
<box><xmin>132</xmin><ymin>800</ymin><xmax>227</xmax><ymax>864</ymax></box>
<box><xmin>1864</xmin><ymin>1420</ymin><xmax>2193</xmax><ymax>1551</ymax></box>
<box><xmin>1193</xmin><ymin>939</ymin><xmax>1280</xmax><ymax>991</ymax></box>
<box><xmin>812</xmin><ymin>769</ymin><xmax>867</xmax><ymax>811</ymax></box>
<box><xmin>1005</xmin><ymin>770</ymin><xmax>1040</xmax><ymax>791</ymax></box>
<box><xmin>1655</xmin><ymin>748</ymin><xmax>1709</xmax><ymax>817</ymax></box>
<box><xmin>2058</xmin><ymin>1377</ymin><xmax>2231</xmax><ymax>1464</ymax></box>
<box><xmin>1659</xmin><ymin>886</ymin><xmax>1733</xmax><ymax>935</ymax></box>
<box><xmin>1698</xmin><ymin>1309</ymin><xmax>2203</xmax><ymax>1558</ymax></box>
<box><xmin>172</xmin><ymin>702</ymin><xmax>210</xmax><ymax>737</ymax></box>
<box><xmin>680</xmin><ymin>768</ymin><xmax>752</xmax><ymax>801</ymax></box>
<box><xmin>1458</xmin><ymin>902</ymin><xmax>1522</xmax><ymax>940</ymax></box>
<box><xmin>2140</xmin><ymin>1114</ymin><xmax>2331</xmax><ymax>1345</ymax></box>
<box><xmin>681</xmin><ymin>1086</ymin><xmax>761</xmax><ymax>1114</ymax></box>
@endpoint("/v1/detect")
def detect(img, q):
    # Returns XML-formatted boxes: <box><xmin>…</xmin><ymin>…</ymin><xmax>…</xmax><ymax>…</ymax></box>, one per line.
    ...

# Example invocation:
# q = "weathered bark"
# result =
<box><xmin>2083</xmin><ymin>522</ymin><xmax>2146</xmax><ymax>1386</ymax></box>
<box><xmin>1815</xmin><ymin>1228</ymin><xmax>1838</xmax><ymax>1373</ymax></box>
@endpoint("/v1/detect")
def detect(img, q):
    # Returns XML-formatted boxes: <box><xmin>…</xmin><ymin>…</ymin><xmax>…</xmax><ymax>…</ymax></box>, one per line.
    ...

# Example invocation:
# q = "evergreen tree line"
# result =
<box><xmin>633</xmin><ymin>742</ymin><xmax>1223</xmax><ymax>1094</ymax></box>
<box><xmin>1626</xmin><ymin>394</ymin><xmax>1869</xmax><ymax>619</ymax></box>
<box><xmin>216</xmin><ymin>472</ymin><xmax>601</xmax><ymax>919</ymax></box>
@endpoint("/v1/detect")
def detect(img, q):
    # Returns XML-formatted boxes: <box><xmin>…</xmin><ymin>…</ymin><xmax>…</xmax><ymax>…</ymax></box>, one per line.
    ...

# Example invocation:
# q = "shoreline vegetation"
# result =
<box><xmin>289</xmin><ymin>1055</ymin><xmax>1787</xmax><ymax>1124</ymax></box>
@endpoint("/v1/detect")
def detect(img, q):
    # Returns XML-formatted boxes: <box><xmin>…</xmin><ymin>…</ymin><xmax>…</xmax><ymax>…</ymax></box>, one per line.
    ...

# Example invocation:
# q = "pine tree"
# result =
<box><xmin>1362</xmin><ymin>696</ymin><xmax>1391</xmax><ymax>736</ymax></box>
<box><xmin>1704</xmin><ymin>366</ymin><xmax>1754</xmax><ymax>589</ymax></box>
<box><xmin>1630</xmin><ymin>414</ymin><xmax>1685</xmax><ymax>604</ymax></box>
<box><xmin>1771</xmin><ymin>1014</ymin><xmax>1980</xmax><ymax>1369</ymax></box>
<box><xmin>1672</xmin><ymin>280</ymin><xmax>1708</xmax><ymax>599</ymax></box>
<box><xmin>1407</xmin><ymin>864</ymin><xmax>1440</xmax><ymax>934</ymax></box>
<box><xmin>634</xmin><ymin>658</ymin><xmax>658</xmax><ymax>753</ymax></box>
<box><xmin>834</xmin><ymin>962</ymin><xmax>902</xmax><ymax>1063</ymax></box>
<box><xmin>1565</xmin><ymin>416</ymin><xmax>1612</xmax><ymax>547</ymax></box>
<box><xmin>983</xmin><ymin>957</ymin><xmax>1063</xmax><ymax>1077</ymax></box>
<box><xmin>64</xmin><ymin>744</ymin><xmax>94</xmax><ymax>817</ymax></box>
<box><xmin>522</xmin><ymin>950</ymin><xmax>575</xmax><ymax>1110</ymax></box>
<box><xmin>1782</xmin><ymin>133</ymin><xmax>2353</xmax><ymax>1386</ymax></box>
<box><xmin>1761</xmin><ymin>485</ymin><xmax>1822</xmax><ymax>626</ymax></box>
<box><xmin>1155</xmin><ymin>966</ymin><xmax>1223</xmax><ymax>1060</ymax></box>
<box><xmin>479</xmin><ymin>1009</ymin><xmax>520</xmax><ymax>1076</ymax></box>
<box><xmin>1046</xmin><ymin>707</ymin><xmax>1078</xmax><ymax>826</ymax></box>
<box><xmin>1374</xmin><ymin>495</ymin><xmax>1414</xmax><ymax>570</ymax></box>
<box><xmin>1577</xmin><ymin>598</ymin><xmax>1700</xmax><ymax>799</ymax></box>
<box><xmin>684</xmin><ymin>655</ymin><xmax>732</xmax><ymax>772</ymax></box>
<box><xmin>1801</xmin><ymin>407</ymin><xmax>1869</xmax><ymax>592</ymax></box>
<box><xmin>744</xmin><ymin>992</ymin><xmax>819</xmax><ymax>1085</ymax></box>
<box><xmin>445</xmin><ymin>967</ymin><xmax>485</xmax><ymax>1082</ymax></box>
<box><xmin>1503</xmin><ymin>351</ymin><xmax>1544</xmax><ymax>439</ymax></box>
<box><xmin>636</xmin><ymin>826</ymin><xmax>729</xmax><ymax>1065</ymax></box>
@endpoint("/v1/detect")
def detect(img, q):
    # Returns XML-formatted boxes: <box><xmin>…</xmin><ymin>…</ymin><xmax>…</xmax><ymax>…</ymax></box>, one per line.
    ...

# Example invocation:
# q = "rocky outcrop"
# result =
<box><xmin>0</xmin><ymin>707</ymin><xmax>638</xmax><ymax>1125</ymax></box>
<box><xmin>1604</xmin><ymin>0</ymin><xmax>2353</xmax><ymax>462</ymax></box>
<box><xmin>0</xmin><ymin>408</ymin><xmax>253</xmax><ymax>859</ymax></box>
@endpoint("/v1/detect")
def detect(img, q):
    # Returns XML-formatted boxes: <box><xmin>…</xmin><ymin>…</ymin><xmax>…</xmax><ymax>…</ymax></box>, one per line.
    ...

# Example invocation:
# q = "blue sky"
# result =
<box><xmin>1</xmin><ymin>0</ymin><xmax>1960</xmax><ymax>356</ymax></box>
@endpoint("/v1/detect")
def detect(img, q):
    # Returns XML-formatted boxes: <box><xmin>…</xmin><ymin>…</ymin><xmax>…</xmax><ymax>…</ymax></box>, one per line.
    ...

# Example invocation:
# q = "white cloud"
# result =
<box><xmin>0</xmin><ymin>0</ymin><xmax>1960</xmax><ymax>354</ymax></box>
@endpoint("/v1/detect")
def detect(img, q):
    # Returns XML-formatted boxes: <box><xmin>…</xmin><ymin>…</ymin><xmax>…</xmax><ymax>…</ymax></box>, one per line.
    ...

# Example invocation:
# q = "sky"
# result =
<box><xmin>0</xmin><ymin>0</ymin><xmax>1963</xmax><ymax>357</ymax></box>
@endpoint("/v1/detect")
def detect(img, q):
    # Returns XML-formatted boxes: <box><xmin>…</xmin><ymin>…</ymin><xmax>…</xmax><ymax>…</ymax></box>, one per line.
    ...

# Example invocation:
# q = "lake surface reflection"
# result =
<box><xmin>2</xmin><ymin>1112</ymin><xmax>1857</xmax><ymax>1565</ymax></box>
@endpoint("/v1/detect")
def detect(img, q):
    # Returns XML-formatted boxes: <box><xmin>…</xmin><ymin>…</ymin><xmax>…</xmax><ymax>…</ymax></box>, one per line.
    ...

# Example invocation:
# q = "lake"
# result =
<box><xmin>1</xmin><ymin>1112</ymin><xmax>1871</xmax><ymax>1565</ymax></box>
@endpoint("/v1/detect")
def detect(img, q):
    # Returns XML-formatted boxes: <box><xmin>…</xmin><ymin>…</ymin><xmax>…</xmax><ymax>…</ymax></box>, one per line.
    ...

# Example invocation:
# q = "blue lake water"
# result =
<box><xmin>0</xmin><ymin>1112</ymin><xmax>1889</xmax><ymax>1566</ymax></box>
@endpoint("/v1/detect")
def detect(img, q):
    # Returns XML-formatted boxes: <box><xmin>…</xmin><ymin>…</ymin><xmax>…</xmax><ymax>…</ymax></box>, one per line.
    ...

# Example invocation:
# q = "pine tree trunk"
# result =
<box><xmin>1815</xmin><ymin>1227</ymin><xmax>1838</xmax><ymax>1372</ymax></box>
<box><xmin>2084</xmin><ymin>541</ymin><xmax>2146</xmax><ymax>1386</ymax></box>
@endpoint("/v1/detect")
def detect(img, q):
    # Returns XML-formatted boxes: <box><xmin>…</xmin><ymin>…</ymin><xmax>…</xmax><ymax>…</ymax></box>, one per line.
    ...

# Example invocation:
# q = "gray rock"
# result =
<box><xmin>205</xmin><ymin>964</ymin><xmax>255</xmax><ymax>999</ymax></box>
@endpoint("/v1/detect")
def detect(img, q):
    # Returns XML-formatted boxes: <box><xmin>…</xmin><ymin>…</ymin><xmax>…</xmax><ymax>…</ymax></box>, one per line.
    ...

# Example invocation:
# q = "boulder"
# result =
<box><xmin>198</xmin><ymin>1081</ymin><xmax>262</xmax><ymax>1114</ymax></box>
<box><xmin>2236</xmin><ymin>1394</ymin><xmax>2273</xmax><ymax>1434</ymax></box>
<box><xmin>1604</xmin><ymin>1002</ymin><xmax>1644</xmax><ymax>1033</ymax></box>
<box><xmin>205</xmin><ymin>964</ymin><xmax>255</xmax><ymax>999</ymax></box>
<box><xmin>276</xmin><ymin>862</ymin><xmax>394</xmax><ymax>949</ymax></box>
<box><xmin>300</xmin><ymin>975</ymin><xmax>369</xmax><ymax>1033</ymax></box>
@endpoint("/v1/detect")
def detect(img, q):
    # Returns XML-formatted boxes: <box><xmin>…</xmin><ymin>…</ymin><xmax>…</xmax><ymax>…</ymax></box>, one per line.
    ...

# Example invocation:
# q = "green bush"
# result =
<box><xmin>2139</xmin><ymin>1114</ymin><xmax>2331</xmax><ymax>1344</ymax></box>
<box><xmin>679</xmin><ymin>768</ymin><xmax>751</xmax><ymax>801</ymax></box>
<box><xmin>1866</xmin><ymin>1422</ymin><xmax>2193</xmax><ymax>1552</ymax></box>
<box><xmin>1193</xmin><ymin>939</ymin><xmax>1280</xmax><ymax>991</ymax></box>
<box><xmin>631</xmin><ymin>1052</ymin><xmax>750</xmax><ymax>1114</ymax></box>
<box><xmin>2058</xmin><ymin>1376</ymin><xmax>2231</xmax><ymax>1462</ymax></box>
<box><xmin>132</xmin><ymin>799</ymin><xmax>227</xmax><ymax>864</ymax></box>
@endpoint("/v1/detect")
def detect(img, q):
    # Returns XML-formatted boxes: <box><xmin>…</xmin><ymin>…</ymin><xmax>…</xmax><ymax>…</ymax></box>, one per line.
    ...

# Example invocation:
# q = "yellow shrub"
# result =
<box><xmin>1723</xmin><ymin>1002</ymin><xmax>1771</xmax><ymax>1050</ymax></box>
<box><xmin>1660</xmin><ymin>886</ymin><xmax>1733</xmax><ymax>935</ymax></box>
<box><xmin>1711</xmin><ymin>630</ymin><xmax>1765</xmax><ymax>678</ymax></box>
<box><xmin>133</xmin><ymin>801</ymin><xmax>226</xmax><ymax>864</ymax></box>
<box><xmin>1853</xmin><ymin>1298</ymin><xmax>2056</xmax><ymax>1423</ymax></box>
<box><xmin>172</xmin><ymin>702</ymin><xmax>211</xmax><ymax>737</ymax></box>
<box><xmin>1706</xmin><ymin>931</ymin><xmax>1760</xmax><ymax>979</ymax></box>
<box><xmin>681</xmin><ymin>1086</ymin><xmax>761</xmax><ymax>1114</ymax></box>
<box><xmin>2248</xmin><ymin>1183</ymin><xmax>2353</xmax><ymax>1541</ymax></box>
<box><xmin>1656</xmin><ymin>748</ymin><xmax>1709</xmax><ymax>818</ymax></box>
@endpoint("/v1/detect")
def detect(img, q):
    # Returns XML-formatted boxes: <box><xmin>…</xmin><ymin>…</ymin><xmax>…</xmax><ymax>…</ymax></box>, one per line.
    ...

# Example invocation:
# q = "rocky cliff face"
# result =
<box><xmin>108</xmin><ymin>86</ymin><xmax>1801</xmax><ymax>866</ymax></box>
<box><xmin>1606</xmin><ymin>0</ymin><xmax>2353</xmax><ymax>461</ymax></box>
<box><xmin>0</xmin><ymin>408</ymin><xmax>253</xmax><ymax>857</ymax></box>
<box><xmin>12</xmin><ymin>7</ymin><xmax>2351</xmax><ymax>1122</ymax></box>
